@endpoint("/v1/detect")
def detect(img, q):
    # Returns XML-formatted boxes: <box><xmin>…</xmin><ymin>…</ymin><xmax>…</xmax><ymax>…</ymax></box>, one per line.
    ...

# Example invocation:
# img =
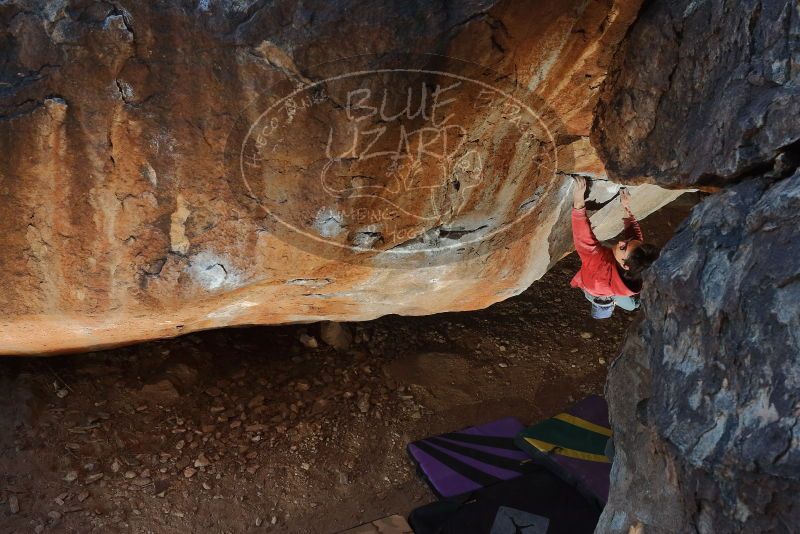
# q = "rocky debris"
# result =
<box><xmin>320</xmin><ymin>322</ymin><xmax>353</xmax><ymax>352</ymax></box>
<box><xmin>204</xmin><ymin>387</ymin><xmax>222</xmax><ymax>397</ymax></box>
<box><xmin>8</xmin><ymin>494</ymin><xmax>19</xmax><ymax>514</ymax></box>
<box><xmin>138</xmin><ymin>379</ymin><xmax>180</xmax><ymax>404</ymax></box>
<box><xmin>84</xmin><ymin>473</ymin><xmax>104</xmax><ymax>485</ymax></box>
<box><xmin>298</xmin><ymin>334</ymin><xmax>319</xmax><ymax>349</ymax></box>
<box><xmin>164</xmin><ymin>363</ymin><xmax>200</xmax><ymax>390</ymax></box>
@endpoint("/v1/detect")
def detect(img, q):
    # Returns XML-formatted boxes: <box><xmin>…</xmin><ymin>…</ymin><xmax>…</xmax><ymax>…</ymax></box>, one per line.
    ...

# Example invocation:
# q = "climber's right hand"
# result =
<box><xmin>572</xmin><ymin>176</ymin><xmax>587</xmax><ymax>209</ymax></box>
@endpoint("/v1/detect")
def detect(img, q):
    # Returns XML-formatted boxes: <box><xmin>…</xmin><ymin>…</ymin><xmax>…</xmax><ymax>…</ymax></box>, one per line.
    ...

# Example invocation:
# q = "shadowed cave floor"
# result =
<box><xmin>0</xmin><ymin>194</ymin><xmax>700</xmax><ymax>534</ymax></box>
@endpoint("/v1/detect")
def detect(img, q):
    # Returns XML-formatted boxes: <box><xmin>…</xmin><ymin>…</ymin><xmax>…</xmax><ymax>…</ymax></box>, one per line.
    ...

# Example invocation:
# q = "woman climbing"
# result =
<box><xmin>570</xmin><ymin>176</ymin><xmax>660</xmax><ymax>319</ymax></box>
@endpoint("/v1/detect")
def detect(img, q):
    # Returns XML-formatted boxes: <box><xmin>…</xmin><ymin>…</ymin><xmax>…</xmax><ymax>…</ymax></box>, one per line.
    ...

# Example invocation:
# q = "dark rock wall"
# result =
<box><xmin>600</xmin><ymin>174</ymin><xmax>800</xmax><ymax>533</ymax></box>
<box><xmin>594</xmin><ymin>0</ymin><xmax>800</xmax><ymax>531</ymax></box>
<box><xmin>592</xmin><ymin>0</ymin><xmax>799</xmax><ymax>187</ymax></box>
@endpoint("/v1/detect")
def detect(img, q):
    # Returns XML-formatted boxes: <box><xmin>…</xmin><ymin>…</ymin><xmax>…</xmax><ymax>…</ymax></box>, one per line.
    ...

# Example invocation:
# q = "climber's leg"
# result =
<box><xmin>583</xmin><ymin>290</ymin><xmax>615</xmax><ymax>319</ymax></box>
<box><xmin>612</xmin><ymin>295</ymin><xmax>640</xmax><ymax>311</ymax></box>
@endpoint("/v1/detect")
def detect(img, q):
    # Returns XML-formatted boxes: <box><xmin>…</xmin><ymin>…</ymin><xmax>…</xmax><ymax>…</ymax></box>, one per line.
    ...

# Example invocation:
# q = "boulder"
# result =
<box><xmin>320</xmin><ymin>321</ymin><xmax>353</xmax><ymax>352</ymax></box>
<box><xmin>593</xmin><ymin>0</ymin><xmax>800</xmax><ymax>531</ymax></box>
<box><xmin>592</xmin><ymin>0</ymin><xmax>800</xmax><ymax>188</ymax></box>
<box><xmin>599</xmin><ymin>174</ymin><xmax>800</xmax><ymax>533</ymax></box>
<box><xmin>0</xmin><ymin>0</ymin><xmax>682</xmax><ymax>354</ymax></box>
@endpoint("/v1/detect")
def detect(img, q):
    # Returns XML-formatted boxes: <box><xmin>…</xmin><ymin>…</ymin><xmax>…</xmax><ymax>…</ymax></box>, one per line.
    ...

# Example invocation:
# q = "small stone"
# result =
<box><xmin>247</xmin><ymin>395</ymin><xmax>265</xmax><ymax>408</ymax></box>
<box><xmin>110</xmin><ymin>458</ymin><xmax>122</xmax><ymax>473</ymax></box>
<box><xmin>64</xmin><ymin>470</ymin><xmax>79</xmax><ymax>482</ymax></box>
<box><xmin>599</xmin><ymin>357</ymin><xmax>606</xmax><ymax>364</ymax></box>
<box><xmin>124</xmin><ymin>471</ymin><xmax>136</xmax><ymax>479</ymax></box>
<box><xmin>77</xmin><ymin>491</ymin><xmax>90</xmax><ymax>503</ymax></box>
<box><xmin>301</xmin><ymin>462</ymin><xmax>310</xmax><ymax>470</ymax></box>
<box><xmin>498</xmin><ymin>362</ymin><xmax>508</xmax><ymax>368</ymax></box>
<box><xmin>580</xmin><ymin>331</ymin><xmax>593</xmax><ymax>339</ymax></box>
<box><xmin>153</xmin><ymin>480</ymin><xmax>171</xmax><ymax>495</ymax></box>
<box><xmin>357</xmin><ymin>395</ymin><xmax>370</xmax><ymax>414</ymax></box>
<box><xmin>183</xmin><ymin>467</ymin><xmax>197</xmax><ymax>478</ymax></box>
<box><xmin>319</xmin><ymin>321</ymin><xmax>353</xmax><ymax>351</ymax></box>
<box><xmin>298</xmin><ymin>333</ymin><xmax>318</xmax><ymax>348</ymax></box>
<box><xmin>194</xmin><ymin>454</ymin><xmax>210</xmax><ymax>468</ymax></box>
<box><xmin>8</xmin><ymin>494</ymin><xmax>19</xmax><ymax>514</ymax></box>
<box><xmin>84</xmin><ymin>473</ymin><xmax>104</xmax><ymax>484</ymax></box>
<box><xmin>138</xmin><ymin>379</ymin><xmax>180</xmax><ymax>403</ymax></box>
<box><xmin>54</xmin><ymin>492</ymin><xmax>68</xmax><ymax>505</ymax></box>
<box><xmin>255</xmin><ymin>517</ymin><xmax>263</xmax><ymax>527</ymax></box>
<box><xmin>202</xmin><ymin>482</ymin><xmax>211</xmax><ymax>490</ymax></box>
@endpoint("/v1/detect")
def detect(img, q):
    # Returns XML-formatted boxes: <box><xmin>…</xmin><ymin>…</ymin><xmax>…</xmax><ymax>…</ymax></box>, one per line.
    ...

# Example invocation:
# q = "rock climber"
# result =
<box><xmin>570</xmin><ymin>176</ymin><xmax>660</xmax><ymax>319</ymax></box>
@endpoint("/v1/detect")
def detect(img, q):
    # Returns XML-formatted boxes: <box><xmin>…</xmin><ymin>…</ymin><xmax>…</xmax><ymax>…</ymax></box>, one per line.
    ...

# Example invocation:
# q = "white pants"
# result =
<box><xmin>582</xmin><ymin>290</ymin><xmax>640</xmax><ymax>311</ymax></box>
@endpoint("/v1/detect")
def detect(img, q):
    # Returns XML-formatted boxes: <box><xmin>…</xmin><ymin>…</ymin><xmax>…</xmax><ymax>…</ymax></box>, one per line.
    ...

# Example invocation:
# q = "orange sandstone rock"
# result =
<box><xmin>0</xmin><ymin>0</ymin><xmax>676</xmax><ymax>355</ymax></box>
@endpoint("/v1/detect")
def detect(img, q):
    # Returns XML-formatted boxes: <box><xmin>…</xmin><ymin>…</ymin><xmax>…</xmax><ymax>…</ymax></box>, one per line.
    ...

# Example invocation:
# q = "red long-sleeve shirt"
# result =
<box><xmin>569</xmin><ymin>208</ymin><xmax>643</xmax><ymax>297</ymax></box>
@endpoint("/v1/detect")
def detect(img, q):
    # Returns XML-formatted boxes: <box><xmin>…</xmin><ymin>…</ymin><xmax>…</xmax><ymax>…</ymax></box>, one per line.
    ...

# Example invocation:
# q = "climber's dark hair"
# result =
<box><xmin>624</xmin><ymin>243</ymin><xmax>661</xmax><ymax>282</ymax></box>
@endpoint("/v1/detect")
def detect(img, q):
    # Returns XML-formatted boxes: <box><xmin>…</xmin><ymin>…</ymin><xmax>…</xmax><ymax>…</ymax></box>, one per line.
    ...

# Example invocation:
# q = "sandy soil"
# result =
<box><xmin>0</xmin><ymin>194</ymin><xmax>700</xmax><ymax>533</ymax></box>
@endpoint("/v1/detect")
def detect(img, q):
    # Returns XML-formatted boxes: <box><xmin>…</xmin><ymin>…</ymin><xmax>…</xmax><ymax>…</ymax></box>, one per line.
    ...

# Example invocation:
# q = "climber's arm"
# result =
<box><xmin>620</xmin><ymin>188</ymin><xmax>644</xmax><ymax>241</ymax></box>
<box><xmin>572</xmin><ymin>177</ymin><xmax>600</xmax><ymax>257</ymax></box>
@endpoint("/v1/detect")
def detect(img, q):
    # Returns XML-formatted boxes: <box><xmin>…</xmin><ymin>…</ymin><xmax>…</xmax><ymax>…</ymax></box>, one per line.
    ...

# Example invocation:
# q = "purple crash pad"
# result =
<box><xmin>407</xmin><ymin>417</ymin><xmax>533</xmax><ymax>499</ymax></box>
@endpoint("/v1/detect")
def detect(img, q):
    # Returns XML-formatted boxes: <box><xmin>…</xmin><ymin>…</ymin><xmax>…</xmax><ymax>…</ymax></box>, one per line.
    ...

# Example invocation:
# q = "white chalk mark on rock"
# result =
<box><xmin>186</xmin><ymin>251</ymin><xmax>243</xmax><ymax>291</ymax></box>
<box><xmin>170</xmin><ymin>195</ymin><xmax>191</xmax><ymax>254</ymax></box>
<box><xmin>313</xmin><ymin>207</ymin><xmax>346</xmax><ymax>238</ymax></box>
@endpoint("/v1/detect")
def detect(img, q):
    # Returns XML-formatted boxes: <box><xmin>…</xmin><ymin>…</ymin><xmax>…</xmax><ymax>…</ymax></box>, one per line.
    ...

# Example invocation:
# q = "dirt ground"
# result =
<box><xmin>0</xmin><ymin>195</ymin><xmax>700</xmax><ymax>534</ymax></box>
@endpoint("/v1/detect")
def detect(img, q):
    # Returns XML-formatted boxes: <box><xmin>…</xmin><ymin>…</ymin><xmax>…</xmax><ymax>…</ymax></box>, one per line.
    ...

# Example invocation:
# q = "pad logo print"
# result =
<box><xmin>489</xmin><ymin>506</ymin><xmax>550</xmax><ymax>534</ymax></box>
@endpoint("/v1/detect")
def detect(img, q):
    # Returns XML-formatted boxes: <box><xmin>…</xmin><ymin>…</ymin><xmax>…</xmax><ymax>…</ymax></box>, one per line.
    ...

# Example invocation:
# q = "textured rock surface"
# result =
<box><xmin>599</xmin><ymin>174</ymin><xmax>800</xmax><ymax>533</ymax></box>
<box><xmin>593</xmin><ymin>0</ymin><xmax>800</xmax><ymax>187</ymax></box>
<box><xmin>0</xmin><ymin>0</ymin><xmax>685</xmax><ymax>354</ymax></box>
<box><xmin>595</xmin><ymin>0</ymin><xmax>800</xmax><ymax>531</ymax></box>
